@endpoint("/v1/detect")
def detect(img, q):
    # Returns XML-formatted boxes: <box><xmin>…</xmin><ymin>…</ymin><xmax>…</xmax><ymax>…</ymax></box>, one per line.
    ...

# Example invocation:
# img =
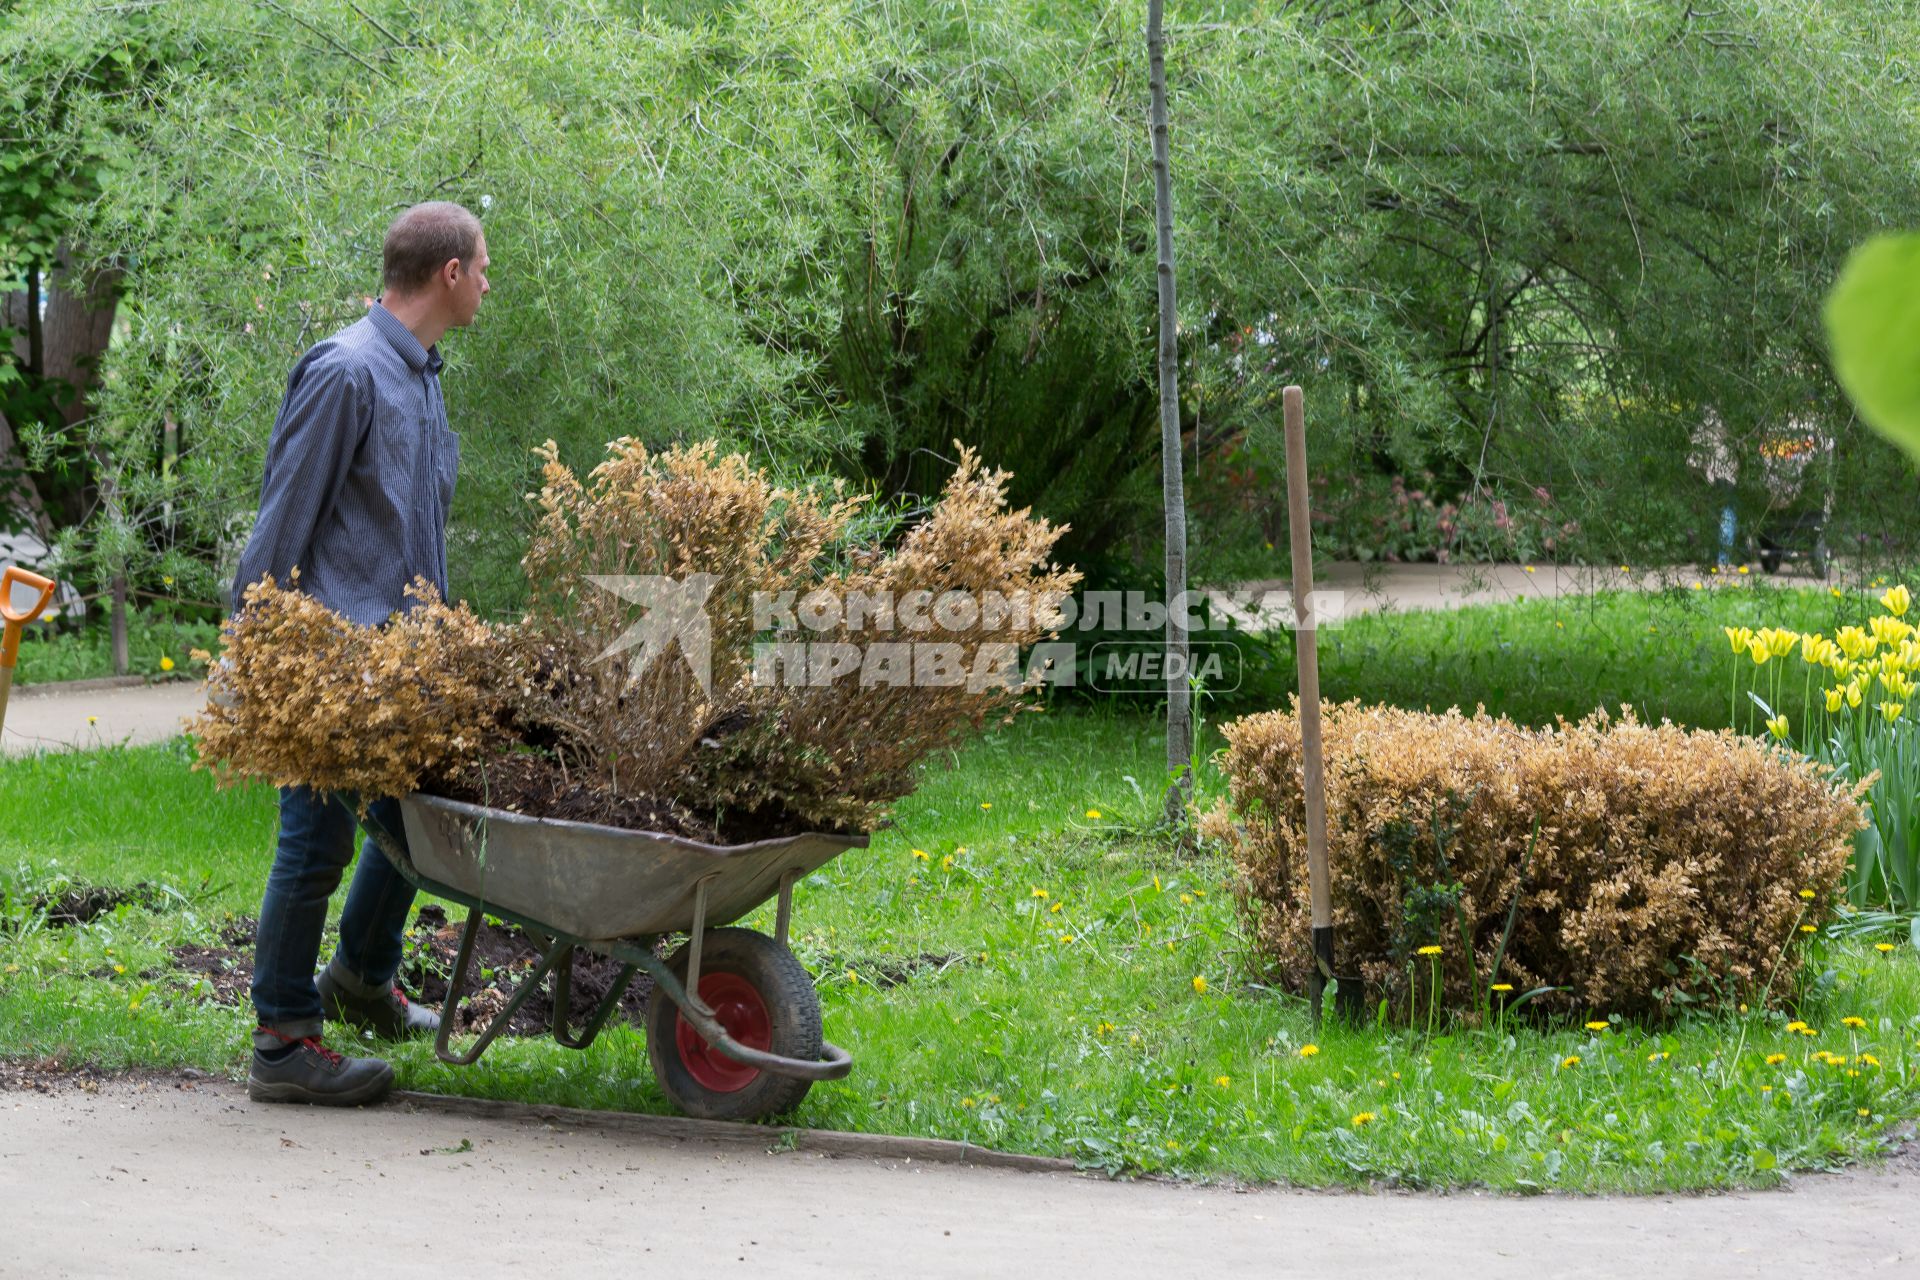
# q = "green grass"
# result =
<box><xmin>1318</xmin><ymin>578</ymin><xmax>1854</xmax><ymax>730</ymax></box>
<box><xmin>11</xmin><ymin>611</ymin><xmax>218</xmax><ymax>686</ymax></box>
<box><xmin>3</xmin><ymin>698</ymin><xmax>1918</xmax><ymax>1190</ymax></box>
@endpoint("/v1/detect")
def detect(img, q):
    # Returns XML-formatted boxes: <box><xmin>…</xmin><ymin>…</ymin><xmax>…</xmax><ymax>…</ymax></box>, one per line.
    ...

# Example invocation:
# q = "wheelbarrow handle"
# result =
<box><xmin>0</xmin><ymin>566</ymin><xmax>56</xmax><ymax>670</ymax></box>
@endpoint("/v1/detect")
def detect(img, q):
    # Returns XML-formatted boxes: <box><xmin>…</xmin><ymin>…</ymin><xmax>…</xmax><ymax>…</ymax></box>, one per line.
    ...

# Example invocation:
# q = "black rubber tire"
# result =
<box><xmin>646</xmin><ymin>927</ymin><xmax>821</xmax><ymax>1121</ymax></box>
<box><xmin>1760</xmin><ymin>548</ymin><xmax>1782</xmax><ymax>574</ymax></box>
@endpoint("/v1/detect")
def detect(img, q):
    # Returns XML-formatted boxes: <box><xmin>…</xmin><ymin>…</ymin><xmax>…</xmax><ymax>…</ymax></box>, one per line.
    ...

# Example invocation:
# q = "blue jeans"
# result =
<box><xmin>251</xmin><ymin>788</ymin><xmax>417</xmax><ymax>1040</ymax></box>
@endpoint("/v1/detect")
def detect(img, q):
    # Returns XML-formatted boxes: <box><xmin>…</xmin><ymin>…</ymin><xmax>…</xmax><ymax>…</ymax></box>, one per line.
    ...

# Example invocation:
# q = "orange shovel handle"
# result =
<box><xmin>0</xmin><ymin>566</ymin><xmax>57</xmax><ymax>669</ymax></box>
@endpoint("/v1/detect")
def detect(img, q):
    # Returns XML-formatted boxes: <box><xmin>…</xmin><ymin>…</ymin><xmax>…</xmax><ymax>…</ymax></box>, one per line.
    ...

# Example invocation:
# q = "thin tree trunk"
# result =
<box><xmin>1149</xmin><ymin>0</ymin><xmax>1192</xmax><ymax>825</ymax></box>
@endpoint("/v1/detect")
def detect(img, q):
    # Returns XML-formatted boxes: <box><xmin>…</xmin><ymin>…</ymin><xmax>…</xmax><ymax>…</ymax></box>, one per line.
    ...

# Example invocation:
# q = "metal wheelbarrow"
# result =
<box><xmin>354</xmin><ymin>793</ymin><xmax>867</xmax><ymax>1121</ymax></box>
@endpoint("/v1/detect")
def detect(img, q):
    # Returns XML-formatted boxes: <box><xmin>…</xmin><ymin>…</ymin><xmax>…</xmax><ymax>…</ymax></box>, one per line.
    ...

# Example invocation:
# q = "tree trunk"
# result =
<box><xmin>1149</xmin><ymin>0</ymin><xmax>1192</xmax><ymax>826</ymax></box>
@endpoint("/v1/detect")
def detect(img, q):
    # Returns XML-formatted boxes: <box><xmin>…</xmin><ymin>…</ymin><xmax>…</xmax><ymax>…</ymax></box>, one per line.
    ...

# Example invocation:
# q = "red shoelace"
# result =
<box><xmin>257</xmin><ymin>1026</ymin><xmax>344</xmax><ymax>1067</ymax></box>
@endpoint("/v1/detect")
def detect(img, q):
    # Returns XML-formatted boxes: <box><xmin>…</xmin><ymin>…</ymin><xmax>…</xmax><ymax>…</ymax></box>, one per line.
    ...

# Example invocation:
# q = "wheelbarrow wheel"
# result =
<box><xmin>647</xmin><ymin>927</ymin><xmax>821</xmax><ymax>1121</ymax></box>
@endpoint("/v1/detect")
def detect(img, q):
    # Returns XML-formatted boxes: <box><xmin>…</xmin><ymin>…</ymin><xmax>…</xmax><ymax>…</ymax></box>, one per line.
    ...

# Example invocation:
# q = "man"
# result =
<box><xmin>232</xmin><ymin>201</ymin><xmax>490</xmax><ymax>1105</ymax></box>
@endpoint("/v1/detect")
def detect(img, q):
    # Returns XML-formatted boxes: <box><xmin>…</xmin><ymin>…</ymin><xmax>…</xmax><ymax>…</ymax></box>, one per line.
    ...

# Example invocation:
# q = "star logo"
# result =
<box><xmin>586</xmin><ymin>574</ymin><xmax>718</xmax><ymax>694</ymax></box>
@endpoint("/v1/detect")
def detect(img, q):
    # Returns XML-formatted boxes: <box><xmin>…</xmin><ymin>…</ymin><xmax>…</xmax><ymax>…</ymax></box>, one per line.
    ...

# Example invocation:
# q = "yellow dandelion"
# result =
<box><xmin>1352</xmin><ymin>1111</ymin><xmax>1376</xmax><ymax>1126</ymax></box>
<box><xmin>112</xmin><ymin>964</ymin><xmax>125</xmax><ymax>976</ymax></box>
<box><xmin>1842</xmin><ymin>1016</ymin><xmax>1867</xmax><ymax>1029</ymax></box>
<box><xmin>1095</xmin><ymin>1021</ymin><xmax>1116</xmax><ymax>1036</ymax></box>
<box><xmin>1799</xmin><ymin>888</ymin><xmax>1816</xmax><ymax>900</ymax></box>
<box><xmin>1560</xmin><ymin>1055</ymin><xmax>1581</xmax><ymax>1068</ymax></box>
<box><xmin>1030</xmin><ymin>887</ymin><xmax>1049</xmax><ymax>900</ymax></box>
<box><xmin>1585</xmin><ymin>1020</ymin><xmax>1609</xmax><ymax>1032</ymax></box>
<box><xmin>911</xmin><ymin>848</ymin><xmax>929</xmax><ymax>861</ymax></box>
<box><xmin>1057</xmin><ymin>933</ymin><xmax>1074</xmax><ymax>943</ymax></box>
<box><xmin>87</xmin><ymin>715</ymin><xmax>97</xmax><ymax>725</ymax></box>
<box><xmin>1191</xmin><ymin>976</ymin><xmax>1207</xmax><ymax>994</ymax></box>
<box><xmin>1049</xmin><ymin>900</ymin><xmax>1063</xmax><ymax>914</ymax></box>
<box><xmin>1085</xmin><ymin>808</ymin><xmax>1101</xmax><ymax>820</ymax></box>
<box><xmin>1859</xmin><ymin>1053</ymin><xmax>1881</xmax><ymax>1067</ymax></box>
<box><xmin>1765</xmin><ymin>1053</ymin><xmax>1787</xmax><ymax>1065</ymax></box>
<box><xmin>1800</xmin><ymin>924</ymin><xmax>1818</xmax><ymax>934</ymax></box>
<box><xmin>159</xmin><ymin>656</ymin><xmax>175</xmax><ymax>672</ymax></box>
<box><xmin>1876</xmin><ymin>942</ymin><xmax>1896</xmax><ymax>953</ymax></box>
<box><xmin>1738</xmin><ymin>565</ymin><xmax>1749</xmax><ymax>575</ymax></box>
<box><xmin>1214</xmin><ymin>1075</ymin><xmax>1231</xmax><ymax>1088</ymax></box>
<box><xmin>1298</xmin><ymin>1044</ymin><xmax>1320</xmax><ymax>1058</ymax></box>
<box><xmin>1491</xmin><ymin>983</ymin><xmax>1514</xmax><ymax>993</ymax></box>
<box><xmin>1858</xmin><ymin>1108</ymin><xmax>1872</xmax><ymax>1117</ymax></box>
<box><xmin>1525</xmin><ymin>565</ymin><xmax>1536</xmax><ymax>574</ymax></box>
<box><xmin>979</xmin><ymin>802</ymin><xmax>992</xmax><ymax>810</ymax></box>
<box><xmin>1648</xmin><ymin>1051</ymin><xmax>1669</xmax><ymax>1063</ymax></box>
<box><xmin>1416</xmin><ymin>945</ymin><xmax>1442</xmax><ymax>957</ymax></box>
<box><xmin>1179</xmin><ymin>893</ymin><xmax>1193</xmax><ymax>905</ymax></box>
<box><xmin>941</xmin><ymin>855</ymin><xmax>954</xmax><ymax>870</ymax></box>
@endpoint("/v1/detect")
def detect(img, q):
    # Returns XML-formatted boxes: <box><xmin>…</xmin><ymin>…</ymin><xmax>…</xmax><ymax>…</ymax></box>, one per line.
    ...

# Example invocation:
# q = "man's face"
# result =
<box><xmin>451</xmin><ymin>233</ymin><xmax>490</xmax><ymax>327</ymax></box>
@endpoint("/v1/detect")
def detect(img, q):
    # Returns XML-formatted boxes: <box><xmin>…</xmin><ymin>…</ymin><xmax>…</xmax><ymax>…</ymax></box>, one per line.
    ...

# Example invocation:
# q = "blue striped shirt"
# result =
<box><xmin>232</xmin><ymin>303</ymin><xmax>459</xmax><ymax>625</ymax></box>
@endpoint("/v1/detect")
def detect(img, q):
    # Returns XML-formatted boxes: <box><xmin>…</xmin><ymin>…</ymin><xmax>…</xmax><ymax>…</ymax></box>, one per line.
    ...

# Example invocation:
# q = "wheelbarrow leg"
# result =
<box><xmin>434</xmin><ymin>910</ymin><xmax>573</xmax><ymax>1067</ymax></box>
<box><xmin>551</xmin><ymin>954</ymin><xmax>640</xmax><ymax>1051</ymax></box>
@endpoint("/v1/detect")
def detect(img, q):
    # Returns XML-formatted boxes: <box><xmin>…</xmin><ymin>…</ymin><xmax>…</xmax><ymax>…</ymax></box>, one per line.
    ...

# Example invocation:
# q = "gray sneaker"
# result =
<box><xmin>247</xmin><ymin>1032</ymin><xmax>393</xmax><ymax>1106</ymax></box>
<box><xmin>317</xmin><ymin>963</ymin><xmax>441</xmax><ymax>1040</ymax></box>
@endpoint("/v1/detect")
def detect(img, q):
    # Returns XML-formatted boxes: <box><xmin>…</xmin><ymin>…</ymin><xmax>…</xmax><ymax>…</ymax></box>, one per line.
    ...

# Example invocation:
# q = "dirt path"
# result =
<box><xmin>1</xmin><ymin>679</ymin><xmax>203</xmax><ymax>757</ymax></box>
<box><xmin>1</xmin><ymin>1079</ymin><xmax>1910</xmax><ymax>1278</ymax></box>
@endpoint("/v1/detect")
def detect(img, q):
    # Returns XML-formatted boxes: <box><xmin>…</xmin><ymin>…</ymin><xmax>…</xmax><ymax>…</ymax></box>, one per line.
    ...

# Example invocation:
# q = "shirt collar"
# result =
<box><xmin>368</xmin><ymin>301</ymin><xmax>442</xmax><ymax>374</ymax></box>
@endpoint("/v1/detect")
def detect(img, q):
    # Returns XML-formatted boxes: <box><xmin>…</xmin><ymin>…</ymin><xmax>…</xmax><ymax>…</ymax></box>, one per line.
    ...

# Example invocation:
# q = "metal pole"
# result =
<box><xmin>1282</xmin><ymin>386</ymin><xmax>1334</xmax><ymax>1022</ymax></box>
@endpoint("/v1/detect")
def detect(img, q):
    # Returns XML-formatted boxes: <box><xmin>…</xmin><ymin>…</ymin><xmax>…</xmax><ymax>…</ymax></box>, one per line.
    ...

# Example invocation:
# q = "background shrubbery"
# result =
<box><xmin>1205</xmin><ymin>702</ymin><xmax>1866</xmax><ymax>1018</ymax></box>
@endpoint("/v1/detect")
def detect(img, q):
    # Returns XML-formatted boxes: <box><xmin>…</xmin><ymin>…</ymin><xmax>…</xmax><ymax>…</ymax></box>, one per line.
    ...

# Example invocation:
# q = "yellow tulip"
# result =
<box><xmin>1848</xmin><ymin>680</ymin><xmax>1866</xmax><ymax>708</ymax></box>
<box><xmin>1838</xmin><ymin>626</ymin><xmax>1874</xmax><ymax>661</ymax></box>
<box><xmin>1825</xmin><ymin>687</ymin><xmax>1845</xmax><ymax>714</ymax></box>
<box><xmin>1800</xmin><ymin>633</ymin><xmax>1827</xmax><ymax>665</ymax></box>
<box><xmin>1725</xmin><ymin>625</ymin><xmax>1755</xmax><ymax>655</ymax></box>
<box><xmin>1882</xmin><ymin>701</ymin><xmax>1906</xmax><ymax>724</ymax></box>
<box><xmin>1766</xmin><ymin>714</ymin><xmax>1790</xmax><ymax>740</ymax></box>
<box><xmin>1882</xmin><ymin>584</ymin><xmax>1911</xmax><ymax>618</ymax></box>
<box><xmin>1885</xmin><ymin>672</ymin><xmax>1916</xmax><ymax>701</ymax></box>
<box><xmin>1748</xmin><ymin>639</ymin><xmax>1771</xmax><ymax>666</ymax></box>
<box><xmin>1870</xmin><ymin>615</ymin><xmax>1913</xmax><ymax>647</ymax></box>
<box><xmin>1768</xmin><ymin>628</ymin><xmax>1798</xmax><ymax>658</ymax></box>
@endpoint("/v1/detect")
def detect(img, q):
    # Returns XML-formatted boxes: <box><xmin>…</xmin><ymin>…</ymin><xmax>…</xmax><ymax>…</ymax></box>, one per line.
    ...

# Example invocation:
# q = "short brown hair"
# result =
<box><xmin>382</xmin><ymin>201</ymin><xmax>482</xmax><ymax>294</ymax></box>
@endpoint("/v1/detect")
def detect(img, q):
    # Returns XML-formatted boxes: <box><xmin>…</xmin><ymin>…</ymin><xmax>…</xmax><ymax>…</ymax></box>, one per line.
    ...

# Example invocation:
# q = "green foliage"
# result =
<box><xmin>6</xmin><ymin>1</ymin><xmax>1919</xmax><ymax>604</ymax></box>
<box><xmin>1825</xmin><ymin>233</ymin><xmax>1920</xmax><ymax>464</ymax></box>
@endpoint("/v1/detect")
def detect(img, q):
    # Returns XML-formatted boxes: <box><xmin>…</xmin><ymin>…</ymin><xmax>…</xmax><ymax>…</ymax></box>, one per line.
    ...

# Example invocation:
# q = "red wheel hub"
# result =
<box><xmin>675</xmin><ymin>971</ymin><xmax>772</xmax><ymax>1093</ymax></box>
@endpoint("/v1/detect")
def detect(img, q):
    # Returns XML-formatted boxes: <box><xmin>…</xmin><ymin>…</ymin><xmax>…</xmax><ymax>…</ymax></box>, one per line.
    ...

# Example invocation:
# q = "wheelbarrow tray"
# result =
<box><xmin>398</xmin><ymin>793</ymin><xmax>867</xmax><ymax>942</ymax></box>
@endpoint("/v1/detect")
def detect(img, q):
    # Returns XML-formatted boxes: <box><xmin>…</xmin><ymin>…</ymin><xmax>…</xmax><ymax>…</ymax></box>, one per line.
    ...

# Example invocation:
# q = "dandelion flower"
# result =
<box><xmin>911</xmin><ymin>848</ymin><xmax>930</xmax><ymax>861</ymax></box>
<box><xmin>1352</xmin><ymin>1112</ymin><xmax>1376</xmax><ymax>1126</ymax></box>
<box><xmin>1560</xmin><ymin>1055</ymin><xmax>1581</xmax><ymax>1069</ymax></box>
<box><xmin>1416</xmin><ymin>945</ymin><xmax>1442</xmax><ymax>957</ymax></box>
<box><xmin>87</xmin><ymin>715</ymin><xmax>97</xmax><ymax>725</ymax></box>
<box><xmin>1585</xmin><ymin>1020</ymin><xmax>1609</xmax><ymax>1032</ymax></box>
<box><xmin>941</xmin><ymin>855</ymin><xmax>954</xmax><ymax>871</ymax></box>
<box><xmin>1876</xmin><ymin>942</ymin><xmax>1896</xmax><ymax>954</ymax></box>
<box><xmin>1786</xmin><ymin>1021</ymin><xmax>1807</xmax><ymax>1032</ymax></box>
<box><xmin>1031</xmin><ymin>887</ymin><xmax>1049</xmax><ymax>900</ymax></box>
<box><xmin>1057</xmin><ymin>933</ymin><xmax>1074</xmax><ymax>943</ymax></box>
<box><xmin>1798</xmin><ymin>888</ymin><xmax>1816</xmax><ymax>900</ymax></box>
<box><xmin>1858</xmin><ymin>1108</ymin><xmax>1872</xmax><ymax>1117</ymax></box>
<box><xmin>1095</xmin><ymin>1021</ymin><xmax>1116</xmax><ymax>1036</ymax></box>
<box><xmin>1859</xmin><ymin>1053</ymin><xmax>1881</xmax><ymax>1067</ymax></box>
<box><xmin>1648</xmin><ymin>1051</ymin><xmax>1669</xmax><ymax>1063</ymax></box>
<box><xmin>1192</xmin><ymin>976</ymin><xmax>1207</xmax><ymax>995</ymax></box>
<box><xmin>1800</xmin><ymin>924</ymin><xmax>1818</xmax><ymax>934</ymax></box>
<box><xmin>1842</xmin><ymin>1016</ymin><xmax>1867</xmax><ymax>1029</ymax></box>
<box><xmin>1085</xmin><ymin>808</ymin><xmax>1101</xmax><ymax>820</ymax></box>
<box><xmin>160</xmin><ymin>656</ymin><xmax>176</xmax><ymax>672</ymax></box>
<box><xmin>1491</xmin><ymin>983</ymin><xmax>1514</xmax><ymax>993</ymax></box>
<box><xmin>112</xmin><ymin>964</ymin><xmax>125</xmax><ymax>976</ymax></box>
<box><xmin>1765</xmin><ymin>1053</ymin><xmax>1787</xmax><ymax>1065</ymax></box>
<box><xmin>1179</xmin><ymin>893</ymin><xmax>1193</xmax><ymax>905</ymax></box>
<box><xmin>1214</xmin><ymin>1076</ymin><xmax>1231</xmax><ymax>1088</ymax></box>
<box><xmin>980</xmin><ymin>802</ymin><xmax>992</xmax><ymax>810</ymax></box>
<box><xmin>1298</xmin><ymin>1044</ymin><xmax>1320</xmax><ymax>1058</ymax></box>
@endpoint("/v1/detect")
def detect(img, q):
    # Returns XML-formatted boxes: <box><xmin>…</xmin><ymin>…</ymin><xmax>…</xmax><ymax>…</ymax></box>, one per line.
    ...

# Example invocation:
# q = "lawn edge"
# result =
<box><xmin>388</xmin><ymin>1088</ymin><xmax>1088</xmax><ymax>1175</ymax></box>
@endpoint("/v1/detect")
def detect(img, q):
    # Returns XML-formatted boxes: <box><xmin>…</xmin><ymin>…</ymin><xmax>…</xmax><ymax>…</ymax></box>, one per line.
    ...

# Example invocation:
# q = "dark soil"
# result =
<box><xmin>8</xmin><ymin>882</ymin><xmax>172</xmax><ymax>932</ymax></box>
<box><xmin>161</xmin><ymin>906</ymin><xmax>664</xmax><ymax>1039</ymax></box>
<box><xmin>431</xmin><ymin>751</ymin><xmax>720</xmax><ymax>842</ymax></box>
<box><xmin>427</xmin><ymin>747</ymin><xmax>834</xmax><ymax>846</ymax></box>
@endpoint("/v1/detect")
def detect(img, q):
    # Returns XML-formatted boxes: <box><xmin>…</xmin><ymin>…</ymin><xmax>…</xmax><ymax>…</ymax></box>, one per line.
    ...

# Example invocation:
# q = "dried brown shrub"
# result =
<box><xmin>1204</xmin><ymin>702</ymin><xmax>1868</xmax><ymax>1017</ymax></box>
<box><xmin>510</xmin><ymin>437</ymin><xmax>864</xmax><ymax>804</ymax></box>
<box><xmin>188</xmin><ymin>575</ymin><xmax>507</xmax><ymax>801</ymax></box>
<box><xmin>682</xmin><ymin>446</ymin><xmax>1081</xmax><ymax>829</ymax></box>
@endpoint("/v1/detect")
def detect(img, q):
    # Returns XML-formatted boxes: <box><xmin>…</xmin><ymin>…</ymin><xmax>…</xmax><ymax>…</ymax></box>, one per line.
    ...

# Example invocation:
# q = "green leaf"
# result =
<box><xmin>1752</xmin><ymin>1148</ymin><xmax>1777</xmax><ymax>1171</ymax></box>
<box><xmin>1825</xmin><ymin>233</ymin><xmax>1920</xmax><ymax>462</ymax></box>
